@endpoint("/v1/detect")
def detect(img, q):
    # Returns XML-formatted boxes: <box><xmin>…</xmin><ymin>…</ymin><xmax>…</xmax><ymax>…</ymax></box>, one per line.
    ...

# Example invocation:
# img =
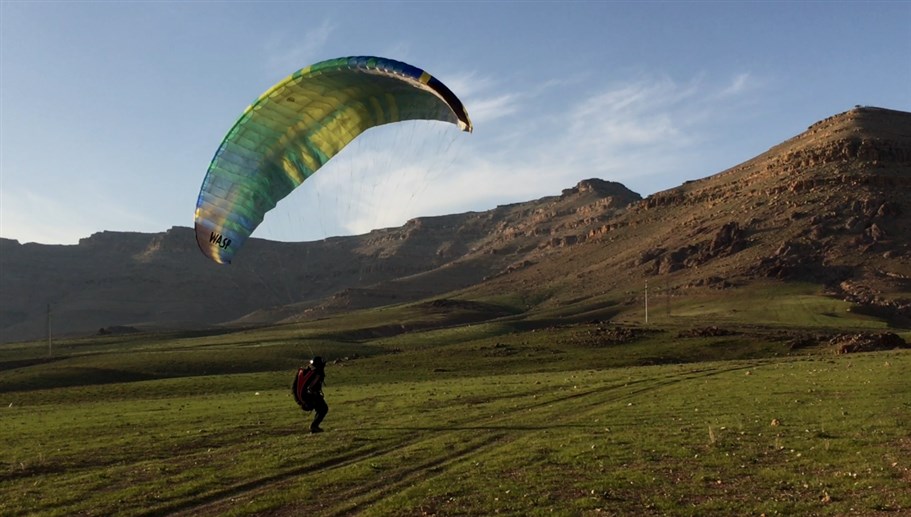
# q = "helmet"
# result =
<box><xmin>310</xmin><ymin>356</ymin><xmax>325</xmax><ymax>367</ymax></box>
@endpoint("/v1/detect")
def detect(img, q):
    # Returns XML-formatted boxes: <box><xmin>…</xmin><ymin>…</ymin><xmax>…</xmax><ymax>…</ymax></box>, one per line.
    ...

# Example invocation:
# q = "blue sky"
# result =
<box><xmin>2</xmin><ymin>1</ymin><xmax>909</xmax><ymax>245</ymax></box>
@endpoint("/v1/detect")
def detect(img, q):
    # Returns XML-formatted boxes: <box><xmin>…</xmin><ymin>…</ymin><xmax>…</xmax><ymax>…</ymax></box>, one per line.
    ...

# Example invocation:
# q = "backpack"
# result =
<box><xmin>292</xmin><ymin>367</ymin><xmax>315</xmax><ymax>411</ymax></box>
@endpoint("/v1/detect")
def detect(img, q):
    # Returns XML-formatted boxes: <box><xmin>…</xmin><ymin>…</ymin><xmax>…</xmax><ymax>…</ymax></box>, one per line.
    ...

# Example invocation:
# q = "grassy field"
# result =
<box><xmin>2</xmin><ymin>291</ymin><xmax>910</xmax><ymax>516</ymax></box>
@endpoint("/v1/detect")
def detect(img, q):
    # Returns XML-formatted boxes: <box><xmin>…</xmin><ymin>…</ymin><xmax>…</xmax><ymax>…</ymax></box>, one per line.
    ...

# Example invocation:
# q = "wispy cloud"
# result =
<box><xmin>440</xmin><ymin>71</ymin><xmax>525</xmax><ymax>126</ymax></box>
<box><xmin>719</xmin><ymin>72</ymin><xmax>753</xmax><ymax>97</ymax></box>
<box><xmin>263</xmin><ymin>19</ymin><xmax>335</xmax><ymax>76</ymax></box>
<box><xmin>466</xmin><ymin>93</ymin><xmax>522</xmax><ymax>125</ymax></box>
<box><xmin>440</xmin><ymin>71</ymin><xmax>498</xmax><ymax>100</ymax></box>
<box><xmin>552</xmin><ymin>77</ymin><xmax>700</xmax><ymax>182</ymax></box>
<box><xmin>386</xmin><ymin>71</ymin><xmax>765</xmax><ymax>214</ymax></box>
<box><xmin>547</xmin><ymin>73</ymin><xmax>762</xmax><ymax>189</ymax></box>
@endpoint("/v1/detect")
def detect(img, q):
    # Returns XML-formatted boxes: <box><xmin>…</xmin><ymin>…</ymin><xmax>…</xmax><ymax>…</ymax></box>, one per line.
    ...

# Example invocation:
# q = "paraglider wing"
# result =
<box><xmin>194</xmin><ymin>56</ymin><xmax>472</xmax><ymax>264</ymax></box>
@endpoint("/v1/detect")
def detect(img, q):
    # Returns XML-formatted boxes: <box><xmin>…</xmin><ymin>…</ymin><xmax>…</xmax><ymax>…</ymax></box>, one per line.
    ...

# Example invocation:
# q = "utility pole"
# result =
<box><xmin>644</xmin><ymin>281</ymin><xmax>649</xmax><ymax>324</ymax></box>
<box><xmin>47</xmin><ymin>303</ymin><xmax>52</xmax><ymax>357</ymax></box>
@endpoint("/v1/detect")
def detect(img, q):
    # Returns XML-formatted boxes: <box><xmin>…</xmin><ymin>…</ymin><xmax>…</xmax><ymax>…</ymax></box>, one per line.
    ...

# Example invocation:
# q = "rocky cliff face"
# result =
<box><xmin>469</xmin><ymin>107</ymin><xmax>911</xmax><ymax>321</ymax></box>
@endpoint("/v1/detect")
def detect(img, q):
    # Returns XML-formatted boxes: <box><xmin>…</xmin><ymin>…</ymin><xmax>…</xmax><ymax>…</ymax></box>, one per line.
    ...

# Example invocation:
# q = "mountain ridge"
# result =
<box><xmin>2</xmin><ymin>106</ymin><xmax>910</xmax><ymax>343</ymax></box>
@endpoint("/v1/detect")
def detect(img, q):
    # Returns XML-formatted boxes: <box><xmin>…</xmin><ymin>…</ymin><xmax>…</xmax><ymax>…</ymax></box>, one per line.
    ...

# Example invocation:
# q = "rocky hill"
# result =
<box><xmin>0</xmin><ymin>179</ymin><xmax>639</xmax><ymax>342</ymax></box>
<box><xmin>470</xmin><ymin>106</ymin><xmax>911</xmax><ymax>319</ymax></box>
<box><xmin>2</xmin><ymin>106</ymin><xmax>909</xmax><ymax>343</ymax></box>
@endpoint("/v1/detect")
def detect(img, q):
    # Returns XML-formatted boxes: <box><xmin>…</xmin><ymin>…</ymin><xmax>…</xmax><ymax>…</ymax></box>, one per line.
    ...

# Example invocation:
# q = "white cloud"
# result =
<box><xmin>466</xmin><ymin>93</ymin><xmax>521</xmax><ymax>125</ymax></box>
<box><xmin>263</xmin><ymin>20</ymin><xmax>335</xmax><ymax>76</ymax></box>
<box><xmin>441</xmin><ymin>71</ymin><xmax>523</xmax><ymax>126</ymax></box>
<box><xmin>440</xmin><ymin>71</ymin><xmax>498</xmax><ymax>100</ymax></box>
<box><xmin>719</xmin><ymin>72</ymin><xmax>752</xmax><ymax>97</ymax></box>
<box><xmin>452</xmin><ymin>72</ymin><xmax>763</xmax><ymax>202</ymax></box>
<box><xmin>554</xmin><ymin>78</ymin><xmax>699</xmax><ymax>180</ymax></box>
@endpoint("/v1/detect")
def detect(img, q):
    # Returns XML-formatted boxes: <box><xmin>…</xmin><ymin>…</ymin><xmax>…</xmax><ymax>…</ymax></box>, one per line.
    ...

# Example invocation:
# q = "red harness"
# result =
<box><xmin>295</xmin><ymin>367</ymin><xmax>321</xmax><ymax>404</ymax></box>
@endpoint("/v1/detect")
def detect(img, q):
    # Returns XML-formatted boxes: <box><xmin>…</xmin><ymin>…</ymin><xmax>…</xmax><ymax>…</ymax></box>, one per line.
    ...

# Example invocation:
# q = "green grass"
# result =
<box><xmin>2</xmin><ymin>293</ymin><xmax>910</xmax><ymax>516</ymax></box>
<box><xmin>612</xmin><ymin>282</ymin><xmax>890</xmax><ymax>329</ymax></box>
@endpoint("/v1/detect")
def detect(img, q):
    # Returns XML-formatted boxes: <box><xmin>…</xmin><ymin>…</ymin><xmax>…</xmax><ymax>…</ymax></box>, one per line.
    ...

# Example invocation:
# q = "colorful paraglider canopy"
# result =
<box><xmin>194</xmin><ymin>56</ymin><xmax>472</xmax><ymax>264</ymax></box>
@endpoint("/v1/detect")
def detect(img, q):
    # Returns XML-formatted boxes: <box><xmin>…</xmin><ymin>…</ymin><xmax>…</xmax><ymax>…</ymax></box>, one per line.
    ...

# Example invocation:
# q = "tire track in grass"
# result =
<box><xmin>313</xmin><ymin>364</ymin><xmax>764</xmax><ymax>515</ymax></box>
<box><xmin>312</xmin><ymin>431</ymin><xmax>508</xmax><ymax>517</ymax></box>
<box><xmin>308</xmin><ymin>366</ymin><xmax>758</xmax><ymax>514</ymax></box>
<box><xmin>162</xmin><ymin>431</ymin><xmax>507</xmax><ymax>517</ymax></box>
<box><xmin>481</xmin><ymin>362</ymin><xmax>763</xmax><ymax>428</ymax></box>
<box><xmin>148</xmin><ymin>440</ymin><xmax>393</xmax><ymax>517</ymax></box>
<box><xmin>151</xmin><ymin>362</ymin><xmax>759</xmax><ymax>515</ymax></box>
<box><xmin>155</xmin><ymin>379</ymin><xmax>545</xmax><ymax>516</ymax></box>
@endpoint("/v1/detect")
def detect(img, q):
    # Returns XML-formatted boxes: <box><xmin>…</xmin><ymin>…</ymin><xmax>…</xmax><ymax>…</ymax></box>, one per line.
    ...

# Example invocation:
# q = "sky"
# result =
<box><xmin>1</xmin><ymin>1</ymin><xmax>909</xmax><ymax>245</ymax></box>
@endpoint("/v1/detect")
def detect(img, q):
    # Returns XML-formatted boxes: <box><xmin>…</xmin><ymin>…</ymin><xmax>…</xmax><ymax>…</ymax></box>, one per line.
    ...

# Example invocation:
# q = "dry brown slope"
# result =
<box><xmin>468</xmin><ymin>107</ymin><xmax>911</xmax><ymax>320</ymax></box>
<box><xmin>0</xmin><ymin>180</ymin><xmax>639</xmax><ymax>341</ymax></box>
<box><xmin>274</xmin><ymin>179</ymin><xmax>640</xmax><ymax>320</ymax></box>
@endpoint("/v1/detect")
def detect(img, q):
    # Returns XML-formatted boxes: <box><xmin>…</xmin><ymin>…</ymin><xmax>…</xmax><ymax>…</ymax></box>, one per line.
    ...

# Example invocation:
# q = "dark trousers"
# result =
<box><xmin>306</xmin><ymin>394</ymin><xmax>328</xmax><ymax>430</ymax></box>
